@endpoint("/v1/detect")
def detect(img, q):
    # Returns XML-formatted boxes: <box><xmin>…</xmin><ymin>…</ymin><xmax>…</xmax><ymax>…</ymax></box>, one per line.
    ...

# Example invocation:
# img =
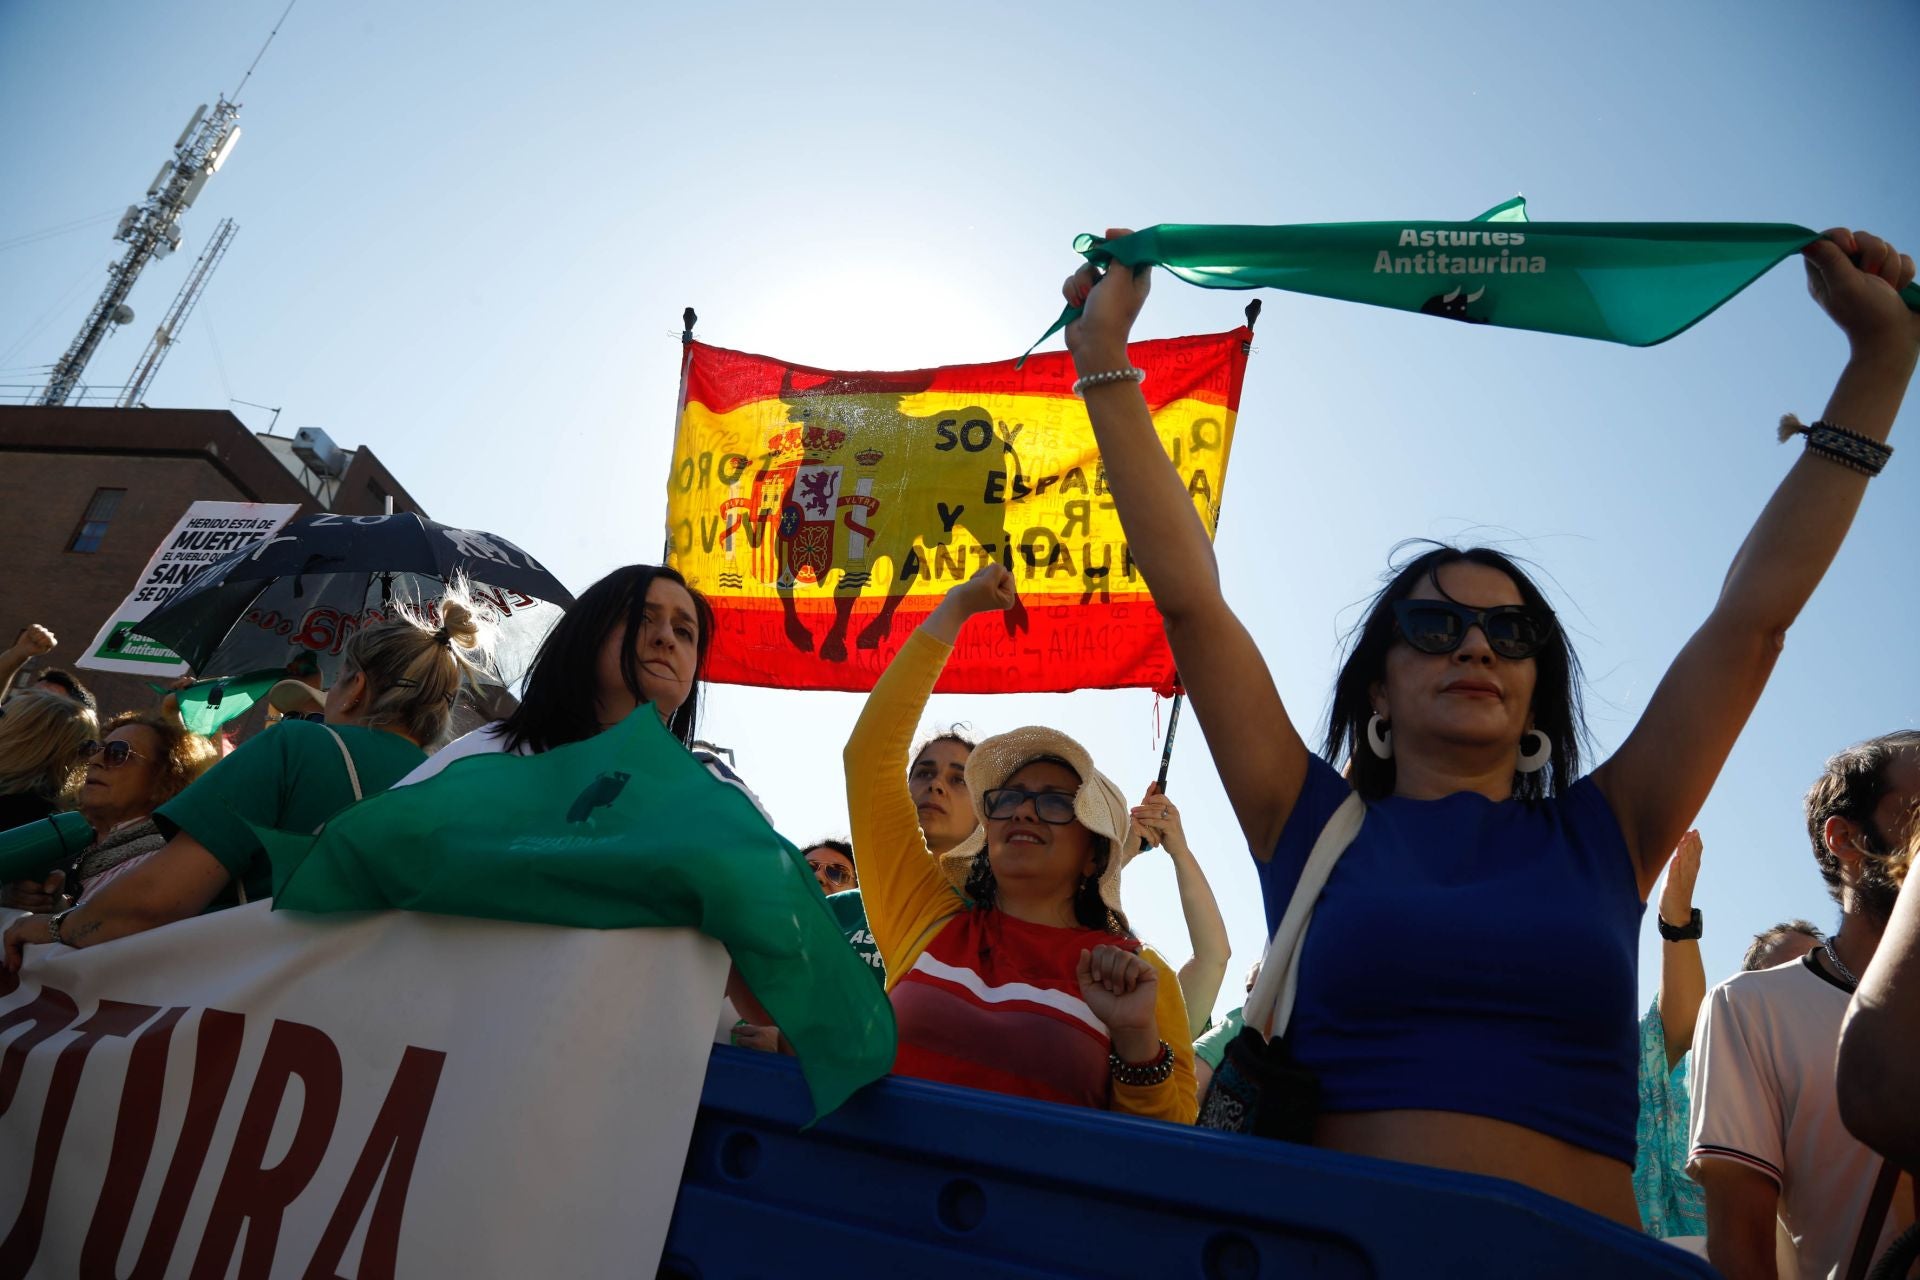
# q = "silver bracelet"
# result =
<box><xmin>48</xmin><ymin>904</ymin><xmax>80</xmax><ymax>946</ymax></box>
<box><xmin>1071</xmin><ymin>367</ymin><xmax>1146</xmax><ymax>397</ymax></box>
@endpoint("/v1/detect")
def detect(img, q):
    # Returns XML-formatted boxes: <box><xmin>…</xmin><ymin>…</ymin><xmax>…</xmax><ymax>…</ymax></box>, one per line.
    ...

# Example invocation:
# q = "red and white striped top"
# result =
<box><xmin>890</xmin><ymin>906</ymin><xmax>1137</xmax><ymax>1108</ymax></box>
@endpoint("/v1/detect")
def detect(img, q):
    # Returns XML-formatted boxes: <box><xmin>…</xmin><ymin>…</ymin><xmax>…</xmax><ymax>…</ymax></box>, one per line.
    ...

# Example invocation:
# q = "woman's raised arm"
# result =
<box><xmin>1066</xmin><ymin>241</ymin><xmax>1311</xmax><ymax>858</ymax></box>
<box><xmin>1128</xmin><ymin>783</ymin><xmax>1231</xmax><ymax>1035</ymax></box>
<box><xmin>844</xmin><ymin>564</ymin><xmax>1015</xmax><ymax>973</ymax></box>
<box><xmin>1655</xmin><ymin>830</ymin><xmax>1708</xmax><ymax>1071</ymax></box>
<box><xmin>1596</xmin><ymin>230</ymin><xmax>1918</xmax><ymax>893</ymax></box>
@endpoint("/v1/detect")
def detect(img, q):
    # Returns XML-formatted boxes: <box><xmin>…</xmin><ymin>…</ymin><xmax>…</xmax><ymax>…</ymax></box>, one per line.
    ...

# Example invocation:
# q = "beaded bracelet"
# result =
<box><xmin>1779</xmin><ymin>414</ymin><xmax>1893</xmax><ymax>477</ymax></box>
<box><xmin>1109</xmin><ymin>1040</ymin><xmax>1174</xmax><ymax>1087</ymax></box>
<box><xmin>1072</xmin><ymin>367</ymin><xmax>1146</xmax><ymax>397</ymax></box>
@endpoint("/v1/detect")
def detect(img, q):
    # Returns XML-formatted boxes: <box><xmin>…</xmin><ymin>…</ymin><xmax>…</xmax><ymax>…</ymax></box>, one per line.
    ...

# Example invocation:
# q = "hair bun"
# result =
<box><xmin>437</xmin><ymin>599</ymin><xmax>481</xmax><ymax>650</ymax></box>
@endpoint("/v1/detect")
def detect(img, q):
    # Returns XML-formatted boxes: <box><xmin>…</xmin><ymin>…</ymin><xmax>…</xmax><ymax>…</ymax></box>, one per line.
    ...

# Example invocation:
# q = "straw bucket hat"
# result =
<box><xmin>938</xmin><ymin>726</ymin><xmax>1135</xmax><ymax>919</ymax></box>
<box><xmin>266</xmin><ymin>678</ymin><xmax>326</xmax><ymax>718</ymax></box>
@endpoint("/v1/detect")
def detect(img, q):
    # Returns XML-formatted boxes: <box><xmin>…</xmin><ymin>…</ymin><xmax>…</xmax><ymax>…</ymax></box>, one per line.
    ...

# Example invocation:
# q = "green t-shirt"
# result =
<box><xmin>155</xmin><ymin>720</ymin><xmax>426</xmax><ymax>904</ymax></box>
<box><xmin>826</xmin><ymin>888</ymin><xmax>885</xmax><ymax>985</ymax></box>
<box><xmin>1193</xmin><ymin>1006</ymin><xmax>1246</xmax><ymax>1071</ymax></box>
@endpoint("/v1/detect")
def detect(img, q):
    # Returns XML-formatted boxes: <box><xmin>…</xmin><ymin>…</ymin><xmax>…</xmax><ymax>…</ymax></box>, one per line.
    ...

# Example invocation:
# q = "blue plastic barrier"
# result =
<box><xmin>663</xmin><ymin>1047</ymin><xmax>1717</xmax><ymax>1278</ymax></box>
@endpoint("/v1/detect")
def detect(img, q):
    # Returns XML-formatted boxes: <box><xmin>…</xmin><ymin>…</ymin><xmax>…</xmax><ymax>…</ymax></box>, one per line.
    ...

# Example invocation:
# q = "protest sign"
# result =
<box><xmin>0</xmin><ymin>903</ymin><xmax>730</xmax><ymax>1278</ymax></box>
<box><xmin>665</xmin><ymin>330</ymin><xmax>1249</xmax><ymax>694</ymax></box>
<box><xmin>77</xmin><ymin>501</ymin><xmax>299</xmax><ymax>677</ymax></box>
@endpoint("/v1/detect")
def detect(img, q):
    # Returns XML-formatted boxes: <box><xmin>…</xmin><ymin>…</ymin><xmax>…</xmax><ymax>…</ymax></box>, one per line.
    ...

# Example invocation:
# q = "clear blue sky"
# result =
<box><xmin>4</xmin><ymin>0</ymin><xmax>1917</xmax><ymax>1016</ymax></box>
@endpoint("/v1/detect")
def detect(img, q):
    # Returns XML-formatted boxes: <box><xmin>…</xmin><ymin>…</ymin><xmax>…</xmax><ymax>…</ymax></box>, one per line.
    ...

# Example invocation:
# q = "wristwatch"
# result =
<box><xmin>1657</xmin><ymin>907</ymin><xmax>1703</xmax><ymax>942</ymax></box>
<box><xmin>47</xmin><ymin>904</ymin><xmax>80</xmax><ymax>947</ymax></box>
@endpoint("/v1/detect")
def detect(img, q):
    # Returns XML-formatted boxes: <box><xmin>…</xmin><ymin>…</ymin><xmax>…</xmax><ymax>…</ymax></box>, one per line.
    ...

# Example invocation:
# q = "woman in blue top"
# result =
<box><xmin>1061</xmin><ymin>225</ymin><xmax>1916</xmax><ymax>1225</ymax></box>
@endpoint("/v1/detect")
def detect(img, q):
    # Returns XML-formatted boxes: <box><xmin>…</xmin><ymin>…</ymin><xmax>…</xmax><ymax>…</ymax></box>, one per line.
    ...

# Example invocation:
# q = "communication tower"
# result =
<box><xmin>39</xmin><ymin>100</ymin><xmax>244</xmax><ymax>405</ymax></box>
<box><xmin>37</xmin><ymin>0</ymin><xmax>294</xmax><ymax>406</ymax></box>
<box><xmin>116</xmin><ymin>217</ymin><xmax>240</xmax><ymax>408</ymax></box>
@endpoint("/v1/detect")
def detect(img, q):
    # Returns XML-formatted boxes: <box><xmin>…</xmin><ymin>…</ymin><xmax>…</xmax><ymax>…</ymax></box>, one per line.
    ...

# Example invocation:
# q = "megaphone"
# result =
<box><xmin>0</xmin><ymin>812</ymin><xmax>95</xmax><ymax>884</ymax></box>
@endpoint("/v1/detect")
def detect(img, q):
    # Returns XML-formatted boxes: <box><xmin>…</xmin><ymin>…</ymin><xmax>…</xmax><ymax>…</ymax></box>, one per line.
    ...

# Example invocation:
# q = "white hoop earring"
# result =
<box><xmin>1366</xmin><ymin>714</ymin><xmax>1393</xmax><ymax>760</ymax></box>
<box><xmin>1516</xmin><ymin>729</ymin><xmax>1552</xmax><ymax>774</ymax></box>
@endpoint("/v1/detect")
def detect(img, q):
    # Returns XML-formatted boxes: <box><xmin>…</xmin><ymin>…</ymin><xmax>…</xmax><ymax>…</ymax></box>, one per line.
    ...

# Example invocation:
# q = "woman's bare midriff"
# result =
<box><xmin>1313</xmin><ymin>1110</ymin><xmax>1641</xmax><ymax>1228</ymax></box>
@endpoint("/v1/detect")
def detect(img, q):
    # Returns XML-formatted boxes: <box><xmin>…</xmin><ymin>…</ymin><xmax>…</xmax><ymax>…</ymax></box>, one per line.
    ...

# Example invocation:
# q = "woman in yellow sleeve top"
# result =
<box><xmin>844</xmin><ymin>563</ymin><xmax>1197</xmax><ymax>1123</ymax></box>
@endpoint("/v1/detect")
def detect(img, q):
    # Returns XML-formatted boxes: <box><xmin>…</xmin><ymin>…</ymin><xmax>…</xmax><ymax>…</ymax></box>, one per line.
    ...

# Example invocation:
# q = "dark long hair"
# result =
<box><xmin>1324</xmin><ymin>543</ymin><xmax>1587</xmax><ymax>802</ymax></box>
<box><xmin>500</xmin><ymin>564</ymin><xmax>713</xmax><ymax>753</ymax></box>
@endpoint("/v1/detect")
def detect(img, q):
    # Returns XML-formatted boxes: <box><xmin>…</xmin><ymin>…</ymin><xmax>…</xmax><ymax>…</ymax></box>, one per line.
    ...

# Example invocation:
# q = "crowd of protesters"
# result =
<box><xmin>1</xmin><ymin>226</ymin><xmax>1917</xmax><ymax>1277</ymax></box>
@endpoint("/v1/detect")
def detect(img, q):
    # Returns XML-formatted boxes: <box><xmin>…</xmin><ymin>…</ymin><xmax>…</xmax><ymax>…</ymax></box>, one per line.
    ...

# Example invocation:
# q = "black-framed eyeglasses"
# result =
<box><xmin>82</xmin><ymin>739</ymin><xmax>149</xmax><ymax>768</ymax></box>
<box><xmin>806</xmin><ymin>859</ymin><xmax>855</xmax><ymax>889</ymax></box>
<box><xmin>1392</xmin><ymin>599</ymin><xmax>1554</xmax><ymax>661</ymax></box>
<box><xmin>983</xmin><ymin>787</ymin><xmax>1078</xmax><ymax>824</ymax></box>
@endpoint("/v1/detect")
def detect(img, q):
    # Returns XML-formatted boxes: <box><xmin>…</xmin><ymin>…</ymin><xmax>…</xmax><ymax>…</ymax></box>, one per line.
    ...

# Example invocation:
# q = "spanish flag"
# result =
<box><xmin>664</xmin><ymin>330</ymin><xmax>1249</xmax><ymax>694</ymax></box>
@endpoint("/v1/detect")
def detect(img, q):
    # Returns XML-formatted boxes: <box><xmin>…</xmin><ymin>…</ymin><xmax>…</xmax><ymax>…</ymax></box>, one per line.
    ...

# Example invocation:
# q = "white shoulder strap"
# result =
<box><xmin>235</xmin><ymin>726</ymin><xmax>364</xmax><ymax>907</ymax></box>
<box><xmin>320</xmin><ymin>726</ymin><xmax>364</xmax><ymax>806</ymax></box>
<box><xmin>1242</xmin><ymin>791</ymin><xmax>1367</xmax><ymax>1039</ymax></box>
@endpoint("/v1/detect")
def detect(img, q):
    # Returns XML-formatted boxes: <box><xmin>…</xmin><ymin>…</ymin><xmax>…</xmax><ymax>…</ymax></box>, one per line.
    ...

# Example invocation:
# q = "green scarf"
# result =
<box><xmin>1028</xmin><ymin>198</ymin><xmax>1920</xmax><ymax>358</ymax></box>
<box><xmin>156</xmin><ymin>669</ymin><xmax>285</xmax><ymax>737</ymax></box>
<box><xmin>259</xmin><ymin>708</ymin><xmax>897</xmax><ymax>1120</ymax></box>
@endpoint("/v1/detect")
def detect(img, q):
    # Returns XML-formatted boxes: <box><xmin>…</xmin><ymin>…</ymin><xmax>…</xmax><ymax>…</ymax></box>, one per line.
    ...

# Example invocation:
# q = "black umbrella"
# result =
<box><xmin>126</xmin><ymin>514</ymin><xmax>575</xmax><ymax>689</ymax></box>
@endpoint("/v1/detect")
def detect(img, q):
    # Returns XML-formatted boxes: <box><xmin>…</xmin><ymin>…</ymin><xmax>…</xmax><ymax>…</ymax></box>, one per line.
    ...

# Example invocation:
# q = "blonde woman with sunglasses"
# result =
<box><xmin>2</xmin><ymin>712</ymin><xmax>220</xmax><ymax>915</ymax></box>
<box><xmin>70</xmin><ymin>713</ymin><xmax>220</xmax><ymax>904</ymax></box>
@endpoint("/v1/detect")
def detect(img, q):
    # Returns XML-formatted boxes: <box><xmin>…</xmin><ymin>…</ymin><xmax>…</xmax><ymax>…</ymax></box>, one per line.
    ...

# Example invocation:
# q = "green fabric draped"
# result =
<box><xmin>259</xmin><ymin>707</ymin><xmax>897</xmax><ymax>1120</ymax></box>
<box><xmin>1026</xmin><ymin>198</ymin><xmax>1920</xmax><ymax>359</ymax></box>
<box><xmin>158</xmin><ymin>669</ymin><xmax>284</xmax><ymax>737</ymax></box>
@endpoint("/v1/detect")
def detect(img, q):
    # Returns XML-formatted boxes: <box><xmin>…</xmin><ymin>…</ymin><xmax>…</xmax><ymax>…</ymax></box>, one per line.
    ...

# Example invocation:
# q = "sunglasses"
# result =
<box><xmin>82</xmin><ymin>739</ymin><xmax>149</xmax><ymax>768</ymax></box>
<box><xmin>983</xmin><ymin>787</ymin><xmax>1078</xmax><ymax>824</ymax></box>
<box><xmin>1392</xmin><ymin>599</ymin><xmax>1554</xmax><ymax>661</ymax></box>
<box><xmin>806</xmin><ymin>859</ymin><xmax>854</xmax><ymax>889</ymax></box>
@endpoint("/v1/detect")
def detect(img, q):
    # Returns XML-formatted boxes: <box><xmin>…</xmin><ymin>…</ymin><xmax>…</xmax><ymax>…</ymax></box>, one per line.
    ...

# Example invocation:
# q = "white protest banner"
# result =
<box><xmin>0</xmin><ymin>903</ymin><xmax>730</xmax><ymax>1278</ymax></box>
<box><xmin>77</xmin><ymin>501</ymin><xmax>300</xmax><ymax>676</ymax></box>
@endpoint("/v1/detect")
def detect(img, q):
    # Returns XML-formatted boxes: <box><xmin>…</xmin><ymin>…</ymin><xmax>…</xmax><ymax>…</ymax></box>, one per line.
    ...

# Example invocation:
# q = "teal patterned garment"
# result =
<box><xmin>1633</xmin><ymin>999</ymin><xmax>1707</xmax><ymax>1237</ymax></box>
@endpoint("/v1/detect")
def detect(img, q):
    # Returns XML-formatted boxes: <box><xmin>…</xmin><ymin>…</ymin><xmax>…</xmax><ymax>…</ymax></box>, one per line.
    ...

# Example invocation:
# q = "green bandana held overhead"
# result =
<box><xmin>1025</xmin><ymin>198</ymin><xmax>1920</xmax><ymax>360</ymax></box>
<box><xmin>257</xmin><ymin>706</ymin><xmax>897</xmax><ymax>1120</ymax></box>
<box><xmin>156</xmin><ymin>669</ymin><xmax>285</xmax><ymax>736</ymax></box>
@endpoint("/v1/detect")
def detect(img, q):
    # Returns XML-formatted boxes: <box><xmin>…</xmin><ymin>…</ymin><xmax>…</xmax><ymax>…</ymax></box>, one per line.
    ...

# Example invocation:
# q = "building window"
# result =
<box><xmin>67</xmin><ymin>487</ymin><xmax>126</xmax><ymax>553</ymax></box>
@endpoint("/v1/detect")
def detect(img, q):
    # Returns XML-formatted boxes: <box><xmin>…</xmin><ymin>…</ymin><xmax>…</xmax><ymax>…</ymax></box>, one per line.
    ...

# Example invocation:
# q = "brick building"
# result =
<box><xmin>0</xmin><ymin>405</ymin><xmax>424</xmax><ymax>715</ymax></box>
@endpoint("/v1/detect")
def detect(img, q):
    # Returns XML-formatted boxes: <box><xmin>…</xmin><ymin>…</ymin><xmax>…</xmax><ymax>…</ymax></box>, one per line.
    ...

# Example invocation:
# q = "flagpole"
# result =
<box><xmin>1140</xmin><ymin>299</ymin><xmax>1258</xmax><ymax>850</ymax></box>
<box><xmin>1139</xmin><ymin>689</ymin><xmax>1185</xmax><ymax>851</ymax></box>
<box><xmin>662</xmin><ymin>306</ymin><xmax>698</xmax><ymax>562</ymax></box>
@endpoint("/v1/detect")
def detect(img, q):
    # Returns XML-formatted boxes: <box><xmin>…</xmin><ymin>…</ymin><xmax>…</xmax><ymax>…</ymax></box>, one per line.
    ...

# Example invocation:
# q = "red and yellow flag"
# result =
<box><xmin>664</xmin><ymin>329</ymin><xmax>1249</xmax><ymax>694</ymax></box>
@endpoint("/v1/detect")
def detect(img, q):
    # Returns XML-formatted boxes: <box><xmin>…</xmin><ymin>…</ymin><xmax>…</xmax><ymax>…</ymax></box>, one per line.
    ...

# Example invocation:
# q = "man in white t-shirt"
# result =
<box><xmin>1689</xmin><ymin>731</ymin><xmax>1920</xmax><ymax>1280</ymax></box>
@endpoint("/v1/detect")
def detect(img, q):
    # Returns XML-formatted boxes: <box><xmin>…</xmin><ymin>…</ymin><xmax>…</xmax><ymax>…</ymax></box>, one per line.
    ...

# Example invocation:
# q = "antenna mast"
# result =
<box><xmin>38</xmin><ymin>0</ymin><xmax>293</xmax><ymax>407</ymax></box>
<box><xmin>117</xmin><ymin>217</ymin><xmax>239</xmax><ymax>408</ymax></box>
<box><xmin>38</xmin><ymin>99</ymin><xmax>243</xmax><ymax>406</ymax></box>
